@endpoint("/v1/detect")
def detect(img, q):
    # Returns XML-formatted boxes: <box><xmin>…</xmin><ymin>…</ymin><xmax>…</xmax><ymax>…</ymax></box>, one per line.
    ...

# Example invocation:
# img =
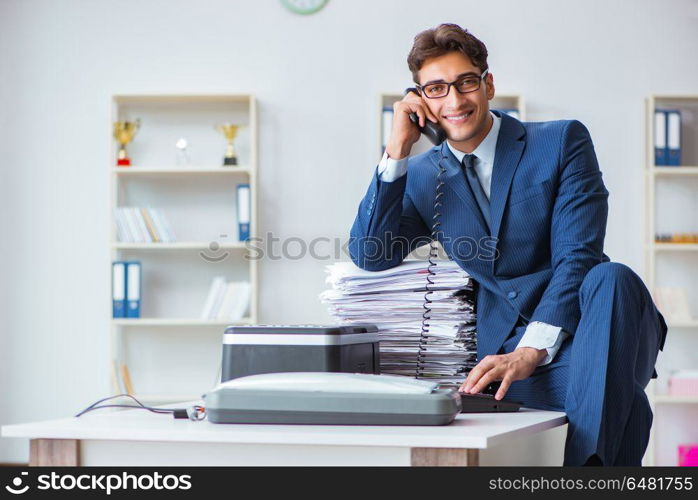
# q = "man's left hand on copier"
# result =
<box><xmin>458</xmin><ymin>347</ymin><xmax>547</xmax><ymax>400</ymax></box>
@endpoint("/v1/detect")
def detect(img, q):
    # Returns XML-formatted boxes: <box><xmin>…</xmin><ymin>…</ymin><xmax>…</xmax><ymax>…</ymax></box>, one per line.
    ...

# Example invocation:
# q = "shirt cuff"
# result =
<box><xmin>377</xmin><ymin>151</ymin><xmax>408</xmax><ymax>182</ymax></box>
<box><xmin>516</xmin><ymin>321</ymin><xmax>569</xmax><ymax>366</ymax></box>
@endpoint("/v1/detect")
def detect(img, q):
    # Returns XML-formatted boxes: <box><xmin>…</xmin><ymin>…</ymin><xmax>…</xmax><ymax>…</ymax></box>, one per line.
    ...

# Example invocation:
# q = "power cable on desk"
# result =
<box><xmin>75</xmin><ymin>394</ymin><xmax>205</xmax><ymax>420</ymax></box>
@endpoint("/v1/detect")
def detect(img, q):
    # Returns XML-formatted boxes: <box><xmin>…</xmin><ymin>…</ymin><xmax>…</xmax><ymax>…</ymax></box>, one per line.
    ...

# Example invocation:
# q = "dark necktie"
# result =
<box><xmin>462</xmin><ymin>153</ymin><xmax>491</xmax><ymax>231</ymax></box>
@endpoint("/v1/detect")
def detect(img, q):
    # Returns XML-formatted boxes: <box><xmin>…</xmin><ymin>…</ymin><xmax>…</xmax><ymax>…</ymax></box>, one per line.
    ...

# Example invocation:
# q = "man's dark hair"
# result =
<box><xmin>407</xmin><ymin>23</ymin><xmax>489</xmax><ymax>84</ymax></box>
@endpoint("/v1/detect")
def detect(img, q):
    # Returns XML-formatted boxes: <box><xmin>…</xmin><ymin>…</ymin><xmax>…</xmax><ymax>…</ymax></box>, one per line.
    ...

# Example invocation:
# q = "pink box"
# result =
<box><xmin>668</xmin><ymin>376</ymin><xmax>698</xmax><ymax>397</ymax></box>
<box><xmin>678</xmin><ymin>445</ymin><xmax>698</xmax><ymax>466</ymax></box>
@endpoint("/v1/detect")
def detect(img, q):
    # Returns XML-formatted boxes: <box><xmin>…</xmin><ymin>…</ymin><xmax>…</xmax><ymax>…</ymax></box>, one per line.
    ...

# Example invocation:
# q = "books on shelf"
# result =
<box><xmin>115</xmin><ymin>207</ymin><xmax>176</xmax><ymax>243</ymax></box>
<box><xmin>201</xmin><ymin>277</ymin><xmax>251</xmax><ymax>321</ymax></box>
<box><xmin>653</xmin><ymin>286</ymin><xmax>693</xmax><ymax>322</ymax></box>
<box><xmin>655</xmin><ymin>233</ymin><xmax>698</xmax><ymax>244</ymax></box>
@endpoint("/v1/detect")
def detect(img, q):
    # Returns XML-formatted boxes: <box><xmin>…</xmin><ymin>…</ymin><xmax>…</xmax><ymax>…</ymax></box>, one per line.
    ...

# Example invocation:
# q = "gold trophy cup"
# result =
<box><xmin>216</xmin><ymin>124</ymin><xmax>241</xmax><ymax>166</ymax></box>
<box><xmin>113</xmin><ymin>120</ymin><xmax>140</xmax><ymax>166</ymax></box>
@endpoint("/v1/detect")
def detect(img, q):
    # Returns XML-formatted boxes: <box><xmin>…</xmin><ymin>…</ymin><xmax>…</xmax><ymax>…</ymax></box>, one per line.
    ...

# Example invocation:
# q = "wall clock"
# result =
<box><xmin>280</xmin><ymin>0</ymin><xmax>329</xmax><ymax>15</ymax></box>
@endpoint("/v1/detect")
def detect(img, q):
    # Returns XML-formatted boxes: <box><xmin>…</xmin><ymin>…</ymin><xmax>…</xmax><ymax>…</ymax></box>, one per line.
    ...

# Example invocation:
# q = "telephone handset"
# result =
<box><xmin>404</xmin><ymin>87</ymin><xmax>447</xmax><ymax>145</ymax></box>
<box><xmin>408</xmin><ymin>112</ymin><xmax>447</xmax><ymax>145</ymax></box>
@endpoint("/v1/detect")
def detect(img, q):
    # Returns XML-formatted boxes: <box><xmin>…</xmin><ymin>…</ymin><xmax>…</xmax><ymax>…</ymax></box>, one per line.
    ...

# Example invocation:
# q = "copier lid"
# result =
<box><xmin>216</xmin><ymin>372</ymin><xmax>440</xmax><ymax>395</ymax></box>
<box><xmin>223</xmin><ymin>324</ymin><xmax>379</xmax><ymax>345</ymax></box>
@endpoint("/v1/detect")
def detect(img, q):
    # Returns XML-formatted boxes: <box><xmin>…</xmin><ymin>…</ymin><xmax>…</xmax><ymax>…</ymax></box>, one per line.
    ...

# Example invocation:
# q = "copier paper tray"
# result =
<box><xmin>205</xmin><ymin>372</ymin><xmax>461</xmax><ymax>426</ymax></box>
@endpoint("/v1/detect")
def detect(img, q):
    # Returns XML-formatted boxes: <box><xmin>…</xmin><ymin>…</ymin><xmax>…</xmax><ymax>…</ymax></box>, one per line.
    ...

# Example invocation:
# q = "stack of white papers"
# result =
<box><xmin>320</xmin><ymin>260</ymin><xmax>477</xmax><ymax>386</ymax></box>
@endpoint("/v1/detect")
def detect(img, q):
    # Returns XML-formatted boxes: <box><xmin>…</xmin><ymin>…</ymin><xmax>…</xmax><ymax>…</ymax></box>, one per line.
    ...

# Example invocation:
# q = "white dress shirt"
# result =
<box><xmin>376</xmin><ymin>111</ymin><xmax>569</xmax><ymax>366</ymax></box>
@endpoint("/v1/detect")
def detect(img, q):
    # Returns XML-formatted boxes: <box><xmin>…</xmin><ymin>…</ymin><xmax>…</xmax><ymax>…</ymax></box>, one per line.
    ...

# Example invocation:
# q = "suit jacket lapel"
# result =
<box><xmin>489</xmin><ymin>111</ymin><xmax>526</xmax><ymax>243</ymax></box>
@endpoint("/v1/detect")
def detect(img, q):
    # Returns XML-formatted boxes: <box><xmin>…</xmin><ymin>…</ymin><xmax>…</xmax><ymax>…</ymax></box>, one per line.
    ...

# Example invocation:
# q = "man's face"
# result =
<box><xmin>417</xmin><ymin>51</ymin><xmax>495</xmax><ymax>152</ymax></box>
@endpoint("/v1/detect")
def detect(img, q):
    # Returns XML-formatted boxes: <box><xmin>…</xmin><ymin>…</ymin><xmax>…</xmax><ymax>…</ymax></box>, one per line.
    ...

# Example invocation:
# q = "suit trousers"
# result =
<box><xmin>499</xmin><ymin>262</ymin><xmax>667</xmax><ymax>466</ymax></box>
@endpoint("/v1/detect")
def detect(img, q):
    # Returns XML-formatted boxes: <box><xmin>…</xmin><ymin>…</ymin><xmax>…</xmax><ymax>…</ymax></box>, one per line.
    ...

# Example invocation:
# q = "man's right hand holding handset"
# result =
<box><xmin>385</xmin><ymin>91</ymin><xmax>438</xmax><ymax>160</ymax></box>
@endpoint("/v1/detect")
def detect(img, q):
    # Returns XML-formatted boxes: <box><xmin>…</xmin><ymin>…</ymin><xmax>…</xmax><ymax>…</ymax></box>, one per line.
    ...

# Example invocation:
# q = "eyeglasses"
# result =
<box><xmin>416</xmin><ymin>69</ymin><xmax>489</xmax><ymax>99</ymax></box>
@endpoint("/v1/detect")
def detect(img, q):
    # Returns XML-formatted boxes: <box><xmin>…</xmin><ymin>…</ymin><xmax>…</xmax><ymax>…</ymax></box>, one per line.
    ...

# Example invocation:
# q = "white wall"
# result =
<box><xmin>0</xmin><ymin>0</ymin><xmax>697</xmax><ymax>462</ymax></box>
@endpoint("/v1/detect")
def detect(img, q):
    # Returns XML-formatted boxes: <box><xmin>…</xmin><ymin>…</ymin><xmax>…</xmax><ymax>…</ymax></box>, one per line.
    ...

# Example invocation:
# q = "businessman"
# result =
<box><xmin>349</xmin><ymin>24</ymin><xmax>667</xmax><ymax>466</ymax></box>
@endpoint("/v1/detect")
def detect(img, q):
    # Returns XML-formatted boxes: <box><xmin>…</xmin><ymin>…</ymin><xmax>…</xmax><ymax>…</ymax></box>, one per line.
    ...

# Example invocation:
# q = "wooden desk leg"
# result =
<box><xmin>410</xmin><ymin>448</ymin><xmax>478</xmax><ymax>466</ymax></box>
<box><xmin>30</xmin><ymin>439</ymin><xmax>80</xmax><ymax>466</ymax></box>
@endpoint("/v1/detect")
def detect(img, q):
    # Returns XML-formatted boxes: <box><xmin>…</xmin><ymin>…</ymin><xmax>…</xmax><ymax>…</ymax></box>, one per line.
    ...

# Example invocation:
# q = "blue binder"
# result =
<box><xmin>237</xmin><ymin>183</ymin><xmax>250</xmax><ymax>242</ymax></box>
<box><xmin>666</xmin><ymin>109</ymin><xmax>682</xmax><ymax>166</ymax></box>
<box><xmin>112</xmin><ymin>261</ymin><xmax>127</xmax><ymax>318</ymax></box>
<box><xmin>499</xmin><ymin>108</ymin><xmax>520</xmax><ymax>120</ymax></box>
<box><xmin>125</xmin><ymin>261</ymin><xmax>142</xmax><ymax>318</ymax></box>
<box><xmin>654</xmin><ymin>109</ymin><xmax>668</xmax><ymax>166</ymax></box>
<box><xmin>382</xmin><ymin>106</ymin><xmax>393</xmax><ymax>151</ymax></box>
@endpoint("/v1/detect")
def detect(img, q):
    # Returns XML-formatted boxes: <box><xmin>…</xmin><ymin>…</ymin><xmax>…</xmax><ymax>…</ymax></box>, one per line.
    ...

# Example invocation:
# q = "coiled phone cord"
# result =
<box><xmin>416</xmin><ymin>160</ymin><xmax>447</xmax><ymax>379</ymax></box>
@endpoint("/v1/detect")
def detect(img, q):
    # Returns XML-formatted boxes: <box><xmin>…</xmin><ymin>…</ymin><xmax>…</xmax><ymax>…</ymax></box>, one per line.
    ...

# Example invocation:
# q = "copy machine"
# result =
<box><xmin>205</xmin><ymin>372</ymin><xmax>461</xmax><ymax>426</ymax></box>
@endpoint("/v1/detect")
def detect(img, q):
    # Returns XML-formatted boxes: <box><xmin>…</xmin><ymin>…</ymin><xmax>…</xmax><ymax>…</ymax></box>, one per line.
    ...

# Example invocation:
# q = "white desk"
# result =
<box><xmin>2</xmin><ymin>404</ymin><xmax>567</xmax><ymax>466</ymax></box>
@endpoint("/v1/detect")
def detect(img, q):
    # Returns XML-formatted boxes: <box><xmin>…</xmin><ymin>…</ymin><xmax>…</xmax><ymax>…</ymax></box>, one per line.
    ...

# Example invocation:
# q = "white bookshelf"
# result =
<box><xmin>653</xmin><ymin>243</ymin><xmax>698</xmax><ymax>252</ymax></box>
<box><xmin>652</xmin><ymin>166</ymin><xmax>698</xmax><ymax>176</ymax></box>
<box><xmin>666</xmin><ymin>320</ymin><xmax>698</xmax><ymax>328</ymax></box>
<box><xmin>654</xmin><ymin>395</ymin><xmax>698</xmax><ymax>405</ymax></box>
<box><xmin>109</xmin><ymin>94</ymin><xmax>259</xmax><ymax>404</ymax></box>
<box><xmin>644</xmin><ymin>95</ymin><xmax>698</xmax><ymax>465</ymax></box>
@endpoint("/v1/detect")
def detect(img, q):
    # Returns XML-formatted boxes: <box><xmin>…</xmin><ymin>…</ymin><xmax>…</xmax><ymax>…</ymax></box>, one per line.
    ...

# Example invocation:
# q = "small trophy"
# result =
<box><xmin>215</xmin><ymin>124</ymin><xmax>240</xmax><ymax>166</ymax></box>
<box><xmin>175</xmin><ymin>137</ymin><xmax>191</xmax><ymax>166</ymax></box>
<box><xmin>113</xmin><ymin>119</ymin><xmax>140</xmax><ymax>166</ymax></box>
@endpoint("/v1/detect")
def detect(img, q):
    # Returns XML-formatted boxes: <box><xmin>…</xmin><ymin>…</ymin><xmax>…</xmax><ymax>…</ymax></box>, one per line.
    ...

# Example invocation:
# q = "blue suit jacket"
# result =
<box><xmin>349</xmin><ymin>110</ymin><xmax>610</xmax><ymax>360</ymax></box>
